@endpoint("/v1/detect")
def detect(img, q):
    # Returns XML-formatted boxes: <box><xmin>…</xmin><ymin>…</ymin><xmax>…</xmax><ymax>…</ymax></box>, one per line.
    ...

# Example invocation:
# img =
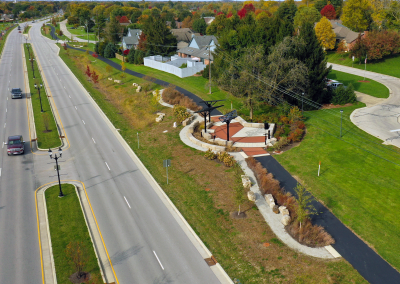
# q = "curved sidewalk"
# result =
<box><xmin>59</xmin><ymin>19</ymin><xmax>97</xmax><ymax>44</ymax></box>
<box><xmin>329</xmin><ymin>63</ymin><xmax>400</xmax><ymax>147</ymax></box>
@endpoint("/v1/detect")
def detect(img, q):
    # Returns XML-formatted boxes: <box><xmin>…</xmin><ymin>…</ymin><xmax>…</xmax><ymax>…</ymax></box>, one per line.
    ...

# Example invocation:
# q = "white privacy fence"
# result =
<box><xmin>144</xmin><ymin>55</ymin><xmax>206</xmax><ymax>78</ymax></box>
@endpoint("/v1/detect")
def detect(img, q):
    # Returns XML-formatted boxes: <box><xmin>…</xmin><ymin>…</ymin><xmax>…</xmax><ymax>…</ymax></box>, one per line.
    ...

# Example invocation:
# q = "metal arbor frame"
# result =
<box><xmin>195</xmin><ymin>105</ymin><xmax>223</xmax><ymax>134</ymax></box>
<box><xmin>219</xmin><ymin>110</ymin><xmax>237</xmax><ymax>142</ymax></box>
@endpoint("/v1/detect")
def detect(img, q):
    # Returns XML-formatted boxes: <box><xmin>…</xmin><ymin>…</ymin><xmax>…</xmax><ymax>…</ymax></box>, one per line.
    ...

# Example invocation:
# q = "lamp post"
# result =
<box><xmin>34</xmin><ymin>83</ymin><xmax>44</xmax><ymax>112</ymax></box>
<box><xmin>30</xmin><ymin>57</ymin><xmax>35</xmax><ymax>78</ymax></box>
<box><xmin>340</xmin><ymin>109</ymin><xmax>343</xmax><ymax>138</ymax></box>
<box><xmin>48</xmin><ymin>148</ymin><xmax>64</xmax><ymax>197</ymax></box>
<box><xmin>302</xmin><ymin>92</ymin><xmax>304</xmax><ymax>115</ymax></box>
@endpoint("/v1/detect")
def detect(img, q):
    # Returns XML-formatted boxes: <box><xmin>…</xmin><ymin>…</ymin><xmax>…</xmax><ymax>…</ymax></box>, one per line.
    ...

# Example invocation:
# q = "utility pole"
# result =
<box><xmin>208</xmin><ymin>45</ymin><xmax>211</xmax><ymax>94</ymax></box>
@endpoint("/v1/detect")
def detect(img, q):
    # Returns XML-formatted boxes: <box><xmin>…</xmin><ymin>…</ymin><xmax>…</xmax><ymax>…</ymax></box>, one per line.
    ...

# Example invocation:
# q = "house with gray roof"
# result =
<box><xmin>171</xmin><ymin>28</ymin><xmax>200</xmax><ymax>49</ymax></box>
<box><xmin>122</xmin><ymin>29</ymin><xmax>142</xmax><ymax>50</ymax></box>
<box><xmin>177</xmin><ymin>35</ymin><xmax>218</xmax><ymax>64</ymax></box>
<box><xmin>329</xmin><ymin>20</ymin><xmax>361</xmax><ymax>50</ymax></box>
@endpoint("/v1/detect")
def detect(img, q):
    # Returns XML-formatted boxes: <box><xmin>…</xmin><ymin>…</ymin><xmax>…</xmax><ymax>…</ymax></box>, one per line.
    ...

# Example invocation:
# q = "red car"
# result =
<box><xmin>6</xmin><ymin>135</ymin><xmax>25</xmax><ymax>155</ymax></box>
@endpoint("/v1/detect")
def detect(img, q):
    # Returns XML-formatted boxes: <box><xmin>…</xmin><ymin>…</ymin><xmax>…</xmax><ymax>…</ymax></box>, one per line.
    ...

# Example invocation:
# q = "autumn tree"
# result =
<box><xmin>120</xmin><ymin>61</ymin><xmax>126</xmax><ymax>78</ymax></box>
<box><xmin>349</xmin><ymin>33</ymin><xmax>367</xmax><ymax>63</ymax></box>
<box><xmin>85</xmin><ymin>65</ymin><xmax>92</xmax><ymax>80</ymax></box>
<box><xmin>65</xmin><ymin>241</ymin><xmax>90</xmax><ymax>281</ymax></box>
<box><xmin>320</xmin><ymin>4</ymin><xmax>336</xmax><ymax>19</ymax></box>
<box><xmin>181</xmin><ymin>16</ymin><xmax>193</xmax><ymax>28</ymax></box>
<box><xmin>363</xmin><ymin>30</ymin><xmax>400</xmax><ymax>60</ymax></box>
<box><xmin>91</xmin><ymin>70</ymin><xmax>99</xmax><ymax>84</ymax></box>
<box><xmin>315</xmin><ymin>16</ymin><xmax>336</xmax><ymax>50</ymax></box>
<box><xmin>105</xmin><ymin>65</ymin><xmax>113</xmax><ymax>77</ymax></box>
<box><xmin>293</xmin><ymin>6</ymin><xmax>321</xmax><ymax>31</ymax></box>
<box><xmin>341</xmin><ymin>0</ymin><xmax>372</xmax><ymax>32</ymax></box>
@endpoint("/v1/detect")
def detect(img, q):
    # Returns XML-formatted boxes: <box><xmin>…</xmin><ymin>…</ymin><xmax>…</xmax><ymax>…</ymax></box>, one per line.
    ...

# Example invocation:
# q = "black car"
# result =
<box><xmin>11</xmin><ymin>88</ymin><xmax>22</xmax><ymax>99</ymax></box>
<box><xmin>5</xmin><ymin>135</ymin><xmax>25</xmax><ymax>155</ymax></box>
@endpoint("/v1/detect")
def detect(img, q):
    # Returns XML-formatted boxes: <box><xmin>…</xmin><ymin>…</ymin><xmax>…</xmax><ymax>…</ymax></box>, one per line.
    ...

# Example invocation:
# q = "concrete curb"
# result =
<box><xmin>57</xmin><ymin>50</ymin><xmax>233</xmax><ymax>283</ymax></box>
<box><xmin>30</xmin><ymin>43</ymin><xmax>68</xmax><ymax>151</ymax></box>
<box><xmin>0</xmin><ymin>24</ymin><xmax>16</xmax><ymax>60</ymax></box>
<box><xmin>36</xmin><ymin>182</ymin><xmax>116</xmax><ymax>284</ymax></box>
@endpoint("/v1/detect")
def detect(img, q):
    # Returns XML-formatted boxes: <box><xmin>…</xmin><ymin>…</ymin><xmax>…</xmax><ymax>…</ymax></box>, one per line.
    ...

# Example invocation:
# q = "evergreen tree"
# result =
<box><xmin>294</xmin><ymin>22</ymin><xmax>332</xmax><ymax>105</ymax></box>
<box><xmin>104</xmin><ymin>43</ymin><xmax>117</xmax><ymax>58</ymax></box>
<box><xmin>134</xmin><ymin>49</ymin><xmax>145</xmax><ymax>64</ymax></box>
<box><xmin>170</xmin><ymin>19</ymin><xmax>177</xmax><ymax>29</ymax></box>
<box><xmin>192</xmin><ymin>18</ymin><xmax>207</xmax><ymax>35</ymax></box>
<box><xmin>142</xmin><ymin>16</ymin><xmax>177</xmax><ymax>56</ymax></box>
<box><xmin>106</xmin><ymin>16</ymin><xmax>122</xmax><ymax>44</ymax></box>
<box><xmin>127</xmin><ymin>48</ymin><xmax>135</xmax><ymax>63</ymax></box>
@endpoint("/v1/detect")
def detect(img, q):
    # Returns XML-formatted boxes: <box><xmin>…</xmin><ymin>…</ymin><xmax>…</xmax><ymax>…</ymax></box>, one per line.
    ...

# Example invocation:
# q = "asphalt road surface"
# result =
<box><xmin>0</xmin><ymin>27</ymin><xmax>41</xmax><ymax>283</ymax></box>
<box><xmin>29</xmin><ymin>21</ymin><xmax>221</xmax><ymax>283</ymax></box>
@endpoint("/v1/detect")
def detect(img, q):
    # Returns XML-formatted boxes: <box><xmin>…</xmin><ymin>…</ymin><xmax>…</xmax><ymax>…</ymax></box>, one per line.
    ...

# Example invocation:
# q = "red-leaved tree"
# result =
<box><xmin>92</xmin><ymin>52</ymin><xmax>98</xmax><ymax>58</ymax></box>
<box><xmin>119</xmin><ymin>15</ymin><xmax>130</xmax><ymax>23</ymax></box>
<box><xmin>137</xmin><ymin>33</ymin><xmax>147</xmax><ymax>52</ymax></box>
<box><xmin>320</xmin><ymin>4</ymin><xmax>336</xmax><ymax>20</ymax></box>
<box><xmin>91</xmin><ymin>71</ymin><xmax>99</xmax><ymax>84</ymax></box>
<box><xmin>363</xmin><ymin>30</ymin><xmax>400</xmax><ymax>60</ymax></box>
<box><xmin>123</xmin><ymin>49</ymin><xmax>129</xmax><ymax>56</ymax></box>
<box><xmin>227</xmin><ymin>11</ymin><xmax>233</xmax><ymax>18</ymax></box>
<box><xmin>85</xmin><ymin>65</ymin><xmax>92</xmax><ymax>79</ymax></box>
<box><xmin>237</xmin><ymin>3</ymin><xmax>255</xmax><ymax>19</ymax></box>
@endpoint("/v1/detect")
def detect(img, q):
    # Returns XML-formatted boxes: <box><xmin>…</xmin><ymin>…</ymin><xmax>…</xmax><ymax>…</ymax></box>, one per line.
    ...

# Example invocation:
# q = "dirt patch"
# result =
<box><xmin>69</xmin><ymin>272</ymin><xmax>89</xmax><ymax>283</ymax></box>
<box><xmin>230</xmin><ymin>211</ymin><xmax>247</xmax><ymax>219</ymax></box>
<box><xmin>321</xmin><ymin>103</ymin><xmax>354</xmax><ymax>109</ymax></box>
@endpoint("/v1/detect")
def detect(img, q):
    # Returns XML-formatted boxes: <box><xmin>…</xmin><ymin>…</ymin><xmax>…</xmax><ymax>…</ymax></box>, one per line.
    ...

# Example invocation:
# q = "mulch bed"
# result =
<box><xmin>358</xmin><ymin>80</ymin><xmax>370</xmax><ymax>83</ymax></box>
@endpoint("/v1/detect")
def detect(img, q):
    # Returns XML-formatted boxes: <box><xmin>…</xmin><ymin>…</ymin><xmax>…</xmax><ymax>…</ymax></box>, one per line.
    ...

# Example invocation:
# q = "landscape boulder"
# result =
<box><xmin>247</xmin><ymin>191</ymin><xmax>256</xmax><ymax>202</ymax></box>
<box><xmin>136</xmin><ymin>86</ymin><xmax>142</xmax><ymax>93</ymax></box>
<box><xmin>241</xmin><ymin>175</ymin><xmax>252</xmax><ymax>189</ymax></box>
<box><xmin>272</xmin><ymin>205</ymin><xmax>279</xmax><ymax>214</ymax></box>
<box><xmin>281</xmin><ymin>215</ymin><xmax>291</xmax><ymax>226</ymax></box>
<box><xmin>114</xmin><ymin>79</ymin><xmax>121</xmax><ymax>84</ymax></box>
<box><xmin>108</xmin><ymin>77</ymin><xmax>112</xmax><ymax>81</ymax></box>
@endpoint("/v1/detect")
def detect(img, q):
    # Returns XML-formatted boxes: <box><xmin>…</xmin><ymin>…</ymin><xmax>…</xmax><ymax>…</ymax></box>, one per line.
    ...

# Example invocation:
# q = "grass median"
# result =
<box><xmin>23</xmin><ymin>25</ymin><xmax>31</xmax><ymax>34</ymax></box>
<box><xmin>58</xmin><ymin>43</ymin><xmax>367</xmax><ymax>283</ymax></box>
<box><xmin>24</xmin><ymin>43</ymin><xmax>60</xmax><ymax>149</ymax></box>
<box><xmin>327</xmin><ymin>51</ymin><xmax>400</xmax><ymax>78</ymax></box>
<box><xmin>45</xmin><ymin>184</ymin><xmax>102</xmax><ymax>284</ymax></box>
<box><xmin>328</xmin><ymin>69</ymin><xmax>389</xmax><ymax>98</ymax></box>
<box><xmin>276</xmin><ymin>104</ymin><xmax>400</xmax><ymax>271</ymax></box>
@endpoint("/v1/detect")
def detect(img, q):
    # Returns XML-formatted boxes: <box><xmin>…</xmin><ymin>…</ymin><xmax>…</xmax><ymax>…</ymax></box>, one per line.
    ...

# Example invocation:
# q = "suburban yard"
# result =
<box><xmin>57</xmin><ymin>46</ymin><xmax>367</xmax><ymax>283</ymax></box>
<box><xmin>327</xmin><ymin>51</ymin><xmax>400</xmax><ymax>79</ymax></box>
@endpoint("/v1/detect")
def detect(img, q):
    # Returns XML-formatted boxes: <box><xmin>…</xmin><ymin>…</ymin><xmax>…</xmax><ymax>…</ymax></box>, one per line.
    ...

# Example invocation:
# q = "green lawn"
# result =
<box><xmin>45</xmin><ymin>184</ymin><xmax>102</xmax><ymax>284</ymax></box>
<box><xmin>275</xmin><ymin>104</ymin><xmax>400</xmax><ymax>271</ymax></box>
<box><xmin>23</xmin><ymin>25</ymin><xmax>31</xmax><ymax>34</ymax></box>
<box><xmin>24</xmin><ymin>43</ymin><xmax>61</xmax><ymax>148</ymax></box>
<box><xmin>59</xmin><ymin>48</ymin><xmax>367</xmax><ymax>283</ymax></box>
<box><xmin>328</xmin><ymin>69</ymin><xmax>389</xmax><ymax>98</ymax></box>
<box><xmin>67</xmin><ymin>25</ymin><xmax>96</xmax><ymax>38</ymax></box>
<box><xmin>327</xmin><ymin>51</ymin><xmax>400</xmax><ymax>78</ymax></box>
<box><xmin>76</xmin><ymin>34</ymin><xmax>97</xmax><ymax>41</ymax></box>
<box><xmin>110</xmin><ymin>58</ymin><xmax>245</xmax><ymax>115</ymax></box>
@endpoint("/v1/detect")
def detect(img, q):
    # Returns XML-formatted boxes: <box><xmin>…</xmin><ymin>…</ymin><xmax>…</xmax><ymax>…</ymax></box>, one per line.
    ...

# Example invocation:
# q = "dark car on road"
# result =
<box><xmin>11</xmin><ymin>88</ymin><xmax>22</xmax><ymax>99</ymax></box>
<box><xmin>5</xmin><ymin>135</ymin><xmax>25</xmax><ymax>155</ymax></box>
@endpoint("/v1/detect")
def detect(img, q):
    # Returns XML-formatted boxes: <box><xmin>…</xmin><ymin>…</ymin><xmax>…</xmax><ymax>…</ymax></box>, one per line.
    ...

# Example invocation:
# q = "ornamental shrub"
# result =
<box><xmin>204</xmin><ymin>149</ymin><xmax>217</xmax><ymax>160</ymax></box>
<box><xmin>331</xmin><ymin>84</ymin><xmax>357</xmax><ymax>105</ymax></box>
<box><xmin>173</xmin><ymin>105</ymin><xmax>190</xmax><ymax>123</ymax></box>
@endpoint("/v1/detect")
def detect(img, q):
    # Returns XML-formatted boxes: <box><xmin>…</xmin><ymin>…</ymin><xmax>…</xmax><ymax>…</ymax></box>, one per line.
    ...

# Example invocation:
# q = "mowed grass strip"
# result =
<box><xmin>45</xmin><ymin>184</ymin><xmax>102</xmax><ymax>284</ymax></box>
<box><xmin>327</xmin><ymin>51</ymin><xmax>400</xmax><ymax>79</ymax></box>
<box><xmin>275</xmin><ymin>104</ymin><xmax>400</xmax><ymax>270</ymax></box>
<box><xmin>58</xmin><ymin>47</ymin><xmax>367</xmax><ymax>283</ymax></box>
<box><xmin>109</xmin><ymin>57</ymin><xmax>245</xmax><ymax>115</ymax></box>
<box><xmin>23</xmin><ymin>25</ymin><xmax>31</xmax><ymax>34</ymax></box>
<box><xmin>0</xmin><ymin>25</ymin><xmax>16</xmax><ymax>56</ymax></box>
<box><xmin>328</xmin><ymin>69</ymin><xmax>389</xmax><ymax>98</ymax></box>
<box><xmin>24</xmin><ymin>43</ymin><xmax>60</xmax><ymax>148</ymax></box>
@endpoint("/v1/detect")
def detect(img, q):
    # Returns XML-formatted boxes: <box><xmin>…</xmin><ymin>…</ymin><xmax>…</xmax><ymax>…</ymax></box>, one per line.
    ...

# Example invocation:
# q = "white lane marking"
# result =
<box><xmin>69</xmin><ymin>95</ymin><xmax>71</xmax><ymax>98</ymax></box>
<box><xmin>74</xmin><ymin>106</ymin><xmax>77</xmax><ymax>110</ymax></box>
<box><xmin>92</xmin><ymin>137</ymin><xmax>96</xmax><ymax>144</ymax></box>
<box><xmin>105</xmin><ymin>162</ymin><xmax>110</xmax><ymax>171</ymax></box>
<box><xmin>82</xmin><ymin>120</ymin><xmax>85</xmax><ymax>125</ymax></box>
<box><xmin>5</xmin><ymin>108</ymin><xmax>7</xmax><ymax>112</ymax></box>
<box><xmin>153</xmin><ymin>251</ymin><xmax>164</xmax><ymax>270</ymax></box>
<box><xmin>3</xmin><ymin>123</ymin><xmax>5</xmax><ymax>128</ymax></box>
<box><xmin>124</xmin><ymin>196</ymin><xmax>131</xmax><ymax>208</ymax></box>
<box><xmin>64</xmin><ymin>86</ymin><xmax>66</xmax><ymax>89</ymax></box>
<box><xmin>0</xmin><ymin>168</ymin><xmax>1</xmax><ymax>177</ymax></box>
<box><xmin>2</xmin><ymin>142</ymin><xmax>3</xmax><ymax>148</ymax></box>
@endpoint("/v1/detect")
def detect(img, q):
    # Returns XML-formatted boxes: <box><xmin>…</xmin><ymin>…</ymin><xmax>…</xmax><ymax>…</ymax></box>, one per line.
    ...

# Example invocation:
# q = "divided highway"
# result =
<box><xmin>0</xmin><ymin>28</ymin><xmax>41</xmax><ymax>283</ymax></box>
<box><xmin>27</xmin><ymin>21</ymin><xmax>222</xmax><ymax>283</ymax></box>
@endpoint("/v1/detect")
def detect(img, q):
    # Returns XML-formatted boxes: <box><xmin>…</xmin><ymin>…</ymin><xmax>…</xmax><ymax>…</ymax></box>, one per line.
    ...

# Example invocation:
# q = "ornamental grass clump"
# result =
<box><xmin>204</xmin><ymin>149</ymin><xmax>217</xmax><ymax>160</ymax></box>
<box><xmin>217</xmin><ymin>151</ymin><xmax>236</xmax><ymax>167</ymax></box>
<box><xmin>173</xmin><ymin>104</ymin><xmax>190</xmax><ymax>123</ymax></box>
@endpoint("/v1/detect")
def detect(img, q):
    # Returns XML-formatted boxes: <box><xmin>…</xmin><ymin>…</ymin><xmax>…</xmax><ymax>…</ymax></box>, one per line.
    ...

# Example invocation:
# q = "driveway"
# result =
<box><xmin>329</xmin><ymin>63</ymin><xmax>400</xmax><ymax>147</ymax></box>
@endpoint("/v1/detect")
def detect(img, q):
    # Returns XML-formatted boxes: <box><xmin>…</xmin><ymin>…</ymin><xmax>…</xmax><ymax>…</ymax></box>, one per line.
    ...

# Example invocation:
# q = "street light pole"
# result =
<box><xmin>340</xmin><ymin>109</ymin><xmax>343</xmax><ymax>138</ymax></box>
<box><xmin>30</xmin><ymin>58</ymin><xmax>35</xmax><ymax>78</ymax></box>
<box><xmin>34</xmin><ymin>83</ymin><xmax>44</xmax><ymax>112</ymax></box>
<box><xmin>302</xmin><ymin>92</ymin><xmax>304</xmax><ymax>115</ymax></box>
<box><xmin>48</xmin><ymin>148</ymin><xmax>64</xmax><ymax>197</ymax></box>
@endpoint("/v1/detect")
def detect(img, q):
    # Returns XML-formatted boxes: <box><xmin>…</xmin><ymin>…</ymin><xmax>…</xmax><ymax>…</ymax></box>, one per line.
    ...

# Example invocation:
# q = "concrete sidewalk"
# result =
<box><xmin>59</xmin><ymin>19</ymin><xmax>97</xmax><ymax>44</ymax></box>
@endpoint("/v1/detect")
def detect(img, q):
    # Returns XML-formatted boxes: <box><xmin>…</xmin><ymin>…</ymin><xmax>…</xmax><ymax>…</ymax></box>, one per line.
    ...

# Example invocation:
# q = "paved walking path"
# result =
<box><xmin>59</xmin><ymin>19</ymin><xmax>97</xmax><ymax>44</ymax></box>
<box><xmin>48</xmin><ymin>31</ymin><xmax>400</xmax><ymax>282</ymax></box>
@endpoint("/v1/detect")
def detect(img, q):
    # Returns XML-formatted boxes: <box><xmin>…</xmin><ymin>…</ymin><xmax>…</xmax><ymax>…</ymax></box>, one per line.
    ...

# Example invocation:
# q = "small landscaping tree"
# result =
<box><xmin>91</xmin><ymin>70</ymin><xmax>99</xmax><ymax>84</ymax></box>
<box><xmin>85</xmin><ymin>65</ymin><xmax>92</xmax><ymax>80</ymax></box>
<box><xmin>120</xmin><ymin>61</ymin><xmax>126</xmax><ymax>78</ymax></box>
<box><xmin>65</xmin><ymin>241</ymin><xmax>90</xmax><ymax>281</ymax></box>
<box><xmin>294</xmin><ymin>183</ymin><xmax>316</xmax><ymax>231</ymax></box>
<box><xmin>105</xmin><ymin>65</ymin><xmax>113</xmax><ymax>77</ymax></box>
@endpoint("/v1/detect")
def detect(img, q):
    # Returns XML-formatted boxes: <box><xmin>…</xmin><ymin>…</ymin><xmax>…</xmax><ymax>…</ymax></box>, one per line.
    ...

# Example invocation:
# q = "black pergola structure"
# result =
<box><xmin>199</xmin><ymin>100</ymin><xmax>226</xmax><ymax>123</ymax></box>
<box><xmin>219</xmin><ymin>110</ymin><xmax>237</xmax><ymax>141</ymax></box>
<box><xmin>195</xmin><ymin>105</ymin><xmax>224</xmax><ymax>134</ymax></box>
